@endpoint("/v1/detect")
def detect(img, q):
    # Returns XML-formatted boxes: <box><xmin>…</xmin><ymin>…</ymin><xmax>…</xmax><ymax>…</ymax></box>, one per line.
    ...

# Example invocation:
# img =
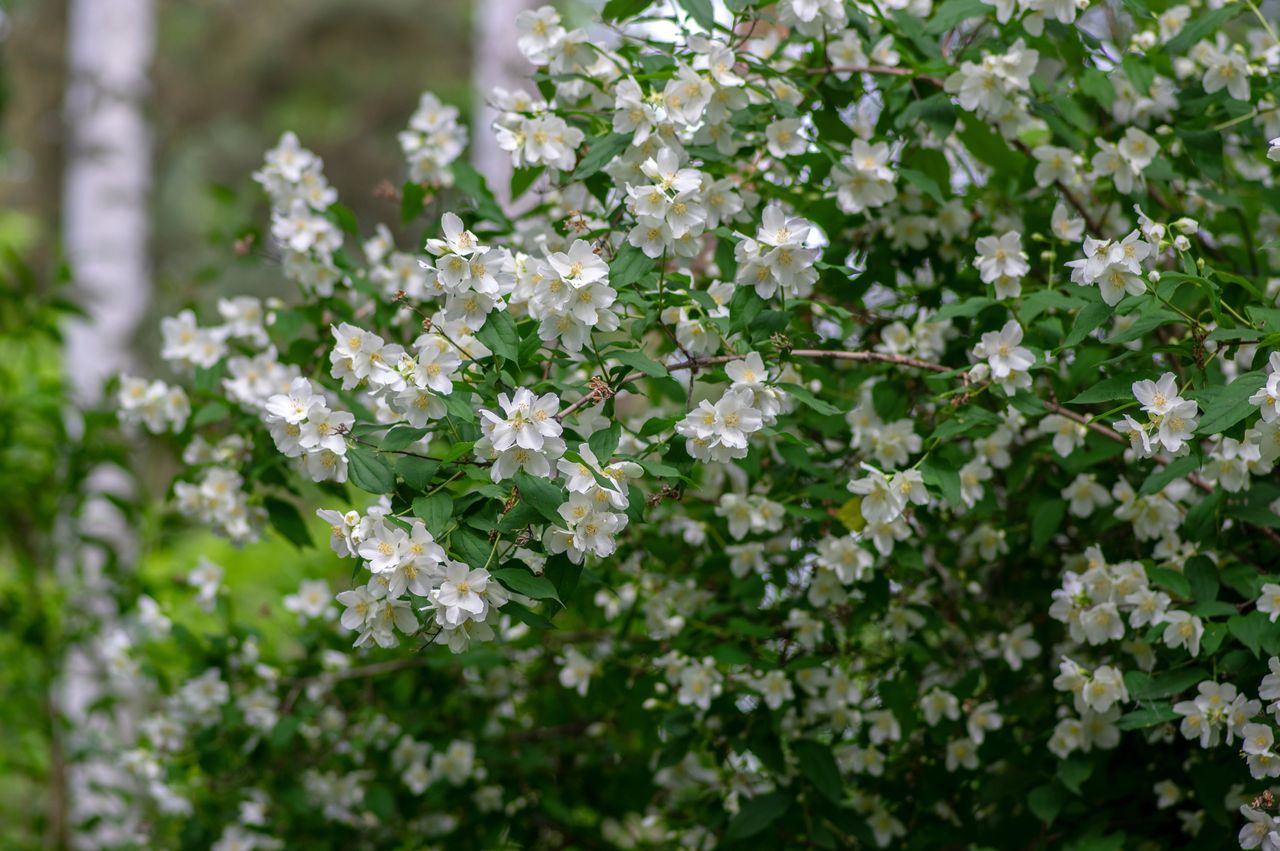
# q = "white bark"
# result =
<box><xmin>60</xmin><ymin>1</ymin><xmax>156</xmax><ymax>846</ymax></box>
<box><xmin>471</xmin><ymin>0</ymin><xmax>544</xmax><ymax>205</ymax></box>
<box><xmin>63</xmin><ymin>0</ymin><xmax>156</xmax><ymax>405</ymax></box>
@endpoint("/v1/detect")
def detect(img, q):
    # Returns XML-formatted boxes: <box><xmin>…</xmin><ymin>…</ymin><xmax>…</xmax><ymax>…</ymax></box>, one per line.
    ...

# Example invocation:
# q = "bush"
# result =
<box><xmin>78</xmin><ymin>0</ymin><xmax>1280</xmax><ymax>848</ymax></box>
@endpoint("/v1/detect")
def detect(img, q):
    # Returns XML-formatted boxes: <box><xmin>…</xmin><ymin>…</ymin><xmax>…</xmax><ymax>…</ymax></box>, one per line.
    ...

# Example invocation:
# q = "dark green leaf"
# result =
<box><xmin>493</xmin><ymin>565</ymin><xmax>563</xmax><ymax>603</ymax></box>
<box><xmin>794</xmin><ymin>740</ymin><xmax>843</xmax><ymax>804</ymax></box>
<box><xmin>347</xmin><ymin>445</ymin><xmax>397</xmax><ymax>494</ymax></box>
<box><xmin>514</xmin><ymin>471</ymin><xmax>566</xmax><ymax>524</ymax></box>
<box><xmin>413</xmin><ymin>492</ymin><xmax>454</xmax><ymax>536</ymax></box>
<box><xmin>264</xmin><ymin>497</ymin><xmax>314</xmax><ymax>549</ymax></box>
<box><xmin>476</xmin><ymin>310</ymin><xmax>520</xmax><ymax>363</ymax></box>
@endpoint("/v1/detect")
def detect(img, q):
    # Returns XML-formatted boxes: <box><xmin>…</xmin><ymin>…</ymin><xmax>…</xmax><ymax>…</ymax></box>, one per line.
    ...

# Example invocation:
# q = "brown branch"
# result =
<box><xmin>801</xmin><ymin>65</ymin><xmax>947</xmax><ymax>87</ymax></box>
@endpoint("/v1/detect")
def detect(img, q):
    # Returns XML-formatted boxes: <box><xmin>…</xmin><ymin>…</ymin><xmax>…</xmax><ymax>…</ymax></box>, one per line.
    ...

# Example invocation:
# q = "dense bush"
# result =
<box><xmin>68</xmin><ymin>0</ymin><xmax>1280</xmax><ymax>847</ymax></box>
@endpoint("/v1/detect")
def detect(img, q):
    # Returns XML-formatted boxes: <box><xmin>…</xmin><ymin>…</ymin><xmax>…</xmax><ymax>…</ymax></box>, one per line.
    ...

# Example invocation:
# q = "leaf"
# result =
<box><xmin>401</xmin><ymin>181</ymin><xmax>427</xmax><ymax>223</ymax></box>
<box><xmin>1068</xmin><ymin>372</ymin><xmax>1154</xmax><ymax>404</ymax></box>
<box><xmin>725</xmin><ymin>791</ymin><xmax>790</xmax><ymax>841</ymax></box>
<box><xmin>898</xmin><ymin>168</ymin><xmax>945</xmax><ymax>204</ymax></box>
<box><xmin>588</xmin><ymin>421</ymin><xmax>622</xmax><ymax>461</ymax></box>
<box><xmin>1176</xmin><ymin>129</ymin><xmax>1224</xmax><ymax>183</ymax></box>
<box><xmin>1139</xmin><ymin>454</ymin><xmax>1200</xmax><ymax>496</ymax></box>
<box><xmin>503</xmin><ymin>599</ymin><xmax>557</xmax><ymax>629</ymax></box>
<box><xmin>730</xmin><ymin>286</ymin><xmax>766</xmax><ymax>331</ymax></box>
<box><xmin>1114</xmin><ymin>704</ymin><xmax>1180</xmax><ymax>730</ymax></box>
<box><xmin>1056</xmin><ymin>756</ymin><xmax>1092</xmax><ymax>795</ymax></box>
<box><xmin>510</xmin><ymin>165</ymin><xmax>544</xmax><ymax>200</ymax></box>
<box><xmin>450</xmin><ymin>527</ymin><xmax>492</xmax><ymax>569</ymax></box>
<box><xmin>778</xmin><ymin>382</ymin><xmax>841</xmax><ymax>416</ymax></box>
<box><xmin>571</xmin><ymin>133</ymin><xmax>631</xmax><ymax>182</ymax></box>
<box><xmin>1123</xmin><ymin>667</ymin><xmax>1208</xmax><ymax>700</ymax></box>
<box><xmin>1147</xmin><ymin>566</ymin><xmax>1191</xmax><ymax>599</ymax></box>
<box><xmin>610</xmin><ymin>243</ymin><xmax>652</xmax><ymax>288</ymax></box>
<box><xmin>926</xmin><ymin>0</ymin><xmax>990</xmax><ymax>33</ymax></box>
<box><xmin>612</xmin><ymin>348</ymin><xmax>669</xmax><ymax>378</ymax></box>
<box><xmin>897</xmin><ymin>93</ymin><xmax>957</xmax><ymax>138</ymax></box>
<box><xmin>920</xmin><ymin>456</ymin><xmax>963</xmax><ymax>507</ymax></box>
<box><xmin>1165</xmin><ymin>5</ymin><xmax>1240</xmax><ymax>54</ymax></box>
<box><xmin>794</xmin><ymin>740</ymin><xmax>843</xmax><ymax>805</ymax></box>
<box><xmin>412</xmin><ymin>492</ymin><xmax>454</xmax><ymax>537</ymax></box>
<box><xmin>450</xmin><ymin>161</ymin><xmax>509</xmax><ymax>225</ymax></box>
<box><xmin>514</xmin><ymin>472</ymin><xmax>566</xmax><ymax>524</ymax></box>
<box><xmin>676</xmin><ymin>0</ymin><xmax>715</xmax><ymax>29</ymax></box>
<box><xmin>1193</xmin><ymin>371</ymin><xmax>1266</xmax><ymax>435</ymax></box>
<box><xmin>192</xmin><ymin>402</ymin><xmax>230</xmax><ymax>428</ymax></box>
<box><xmin>264</xmin><ymin>497</ymin><xmax>314</xmax><ymax>549</ymax></box>
<box><xmin>1028</xmin><ymin>784</ymin><xmax>1063</xmax><ymax>825</ymax></box>
<box><xmin>396</xmin><ymin>455</ymin><xmax>440</xmax><ymax>491</ymax></box>
<box><xmin>934</xmin><ymin>296</ymin><xmax>996</xmax><ymax>321</ymax></box>
<box><xmin>476</xmin><ymin>310</ymin><xmax>520</xmax><ymax>364</ymax></box>
<box><xmin>1186</xmin><ymin>556</ymin><xmax>1220</xmax><ymax>603</ymax></box>
<box><xmin>1229</xmin><ymin>612</ymin><xmax>1271</xmax><ymax>658</ymax></box>
<box><xmin>1031</xmin><ymin>498</ymin><xmax>1066</xmax><ymax>550</ymax></box>
<box><xmin>346</xmin><ymin>445</ymin><xmax>397</xmax><ymax>494</ymax></box>
<box><xmin>493</xmin><ymin>566</ymin><xmax>562</xmax><ymax>603</ymax></box>
<box><xmin>381</xmin><ymin>425</ymin><xmax>430</xmax><ymax>452</ymax></box>
<box><xmin>602</xmin><ymin>0</ymin><xmax>653</xmax><ymax>20</ymax></box>
<box><xmin>1064</xmin><ymin>301</ymin><xmax>1111</xmax><ymax>347</ymax></box>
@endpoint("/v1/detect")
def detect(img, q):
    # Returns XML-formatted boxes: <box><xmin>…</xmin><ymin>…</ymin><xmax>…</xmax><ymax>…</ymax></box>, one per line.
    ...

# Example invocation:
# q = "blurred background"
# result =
<box><xmin>0</xmin><ymin>1</ymin><xmax>602</xmax><ymax>844</ymax></box>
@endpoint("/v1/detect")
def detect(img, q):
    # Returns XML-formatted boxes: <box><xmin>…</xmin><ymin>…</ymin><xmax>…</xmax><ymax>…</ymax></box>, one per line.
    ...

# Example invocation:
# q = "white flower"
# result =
<box><xmin>973</xmin><ymin>320</ymin><xmax>1034</xmax><ymax>379</ymax></box>
<box><xmin>974</xmin><ymin>232</ymin><xmax>1029</xmax><ymax>284</ymax></box>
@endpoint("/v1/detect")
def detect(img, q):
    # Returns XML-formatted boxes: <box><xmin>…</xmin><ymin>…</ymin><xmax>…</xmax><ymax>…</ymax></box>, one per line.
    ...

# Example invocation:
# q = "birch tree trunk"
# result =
<box><xmin>60</xmin><ymin>1</ymin><xmax>156</xmax><ymax>846</ymax></box>
<box><xmin>471</xmin><ymin>0</ymin><xmax>544</xmax><ymax>206</ymax></box>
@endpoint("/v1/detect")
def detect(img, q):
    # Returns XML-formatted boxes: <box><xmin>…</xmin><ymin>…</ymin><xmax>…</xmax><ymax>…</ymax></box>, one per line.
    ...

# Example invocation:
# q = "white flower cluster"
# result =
<box><xmin>831</xmin><ymin>140</ymin><xmax>898</xmax><ymax>216</ymax></box>
<box><xmin>253</xmin><ymin>132</ymin><xmax>346</xmax><ymax>296</ymax></box>
<box><xmin>1115</xmin><ymin>372</ymin><xmax>1200</xmax><ymax>457</ymax></box>
<box><xmin>513</xmin><ymin>238</ymin><xmax>620</xmax><ymax>353</ymax></box>
<box><xmin>548</xmin><ymin>444</ymin><xmax>639</xmax><ymax>564</ymax></box>
<box><xmin>677</xmin><ymin>387</ymin><xmax>764</xmax><ymax>463</ymax></box>
<box><xmin>117</xmin><ymin>375</ymin><xmax>189</xmax><ymax>434</ymax></box>
<box><xmin>970</xmin><ymin>319</ymin><xmax>1034</xmax><ymax>395</ymax></box>
<box><xmin>1066</xmin><ymin>229</ymin><xmax>1155</xmax><ymax>306</ymax></box>
<box><xmin>734</xmin><ymin>204</ymin><xmax>822</xmax><ymax>301</ymax></box>
<box><xmin>476</xmin><ymin>386</ymin><xmax>564</xmax><ymax>481</ymax></box>
<box><xmin>398</xmin><ymin>92</ymin><xmax>467</xmax><ymax>186</ymax></box>
<box><xmin>624</xmin><ymin>148</ymin><xmax>742</xmax><ymax>261</ymax></box>
<box><xmin>173</xmin><ymin>467</ymin><xmax>262</xmax><ymax>542</ymax></box>
<box><xmin>421</xmin><ymin>212</ymin><xmax>516</xmax><ymax>330</ymax></box>
<box><xmin>263</xmin><ymin>375</ymin><xmax>354</xmax><ymax>483</ymax></box>
<box><xmin>944</xmin><ymin>39</ymin><xmax>1039</xmax><ymax>136</ymax></box>
<box><xmin>1049</xmin><ymin>545</ymin><xmax>1205</xmax><ymax>656</ymax></box>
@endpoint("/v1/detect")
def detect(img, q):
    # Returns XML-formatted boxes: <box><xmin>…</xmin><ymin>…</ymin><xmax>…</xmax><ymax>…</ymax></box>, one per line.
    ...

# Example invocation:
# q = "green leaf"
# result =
<box><xmin>192</xmin><ymin>402</ymin><xmax>230</xmax><ymax>428</ymax></box>
<box><xmin>934</xmin><ymin>296</ymin><xmax>996</xmax><ymax>321</ymax></box>
<box><xmin>381</xmin><ymin>425</ymin><xmax>430</xmax><ymax>452</ymax></box>
<box><xmin>612</xmin><ymin>348</ymin><xmax>669</xmax><ymax>378</ymax></box>
<box><xmin>503</xmin><ymin>599</ymin><xmax>556</xmax><ymax>629</ymax></box>
<box><xmin>1031</xmin><ymin>498</ymin><xmax>1066</xmax><ymax>550</ymax></box>
<box><xmin>1115</xmin><ymin>705</ymin><xmax>1180</xmax><ymax>730</ymax></box>
<box><xmin>1176</xmin><ymin>129</ymin><xmax>1224</xmax><ymax>182</ymax></box>
<box><xmin>1193</xmin><ymin>371</ymin><xmax>1266</xmax><ymax>435</ymax></box>
<box><xmin>1147</xmin><ymin>566</ymin><xmax>1191</xmax><ymax>599</ymax></box>
<box><xmin>794</xmin><ymin>740</ymin><xmax>843</xmax><ymax>805</ymax></box>
<box><xmin>926</xmin><ymin>0</ymin><xmax>990</xmax><ymax>33</ymax></box>
<box><xmin>676</xmin><ymin>0</ymin><xmax>715</xmax><ymax>29</ymax></box>
<box><xmin>725</xmin><ymin>791</ymin><xmax>790</xmax><ymax>840</ymax></box>
<box><xmin>493</xmin><ymin>565</ymin><xmax>562</xmax><ymax>603</ymax></box>
<box><xmin>476</xmin><ymin>310</ymin><xmax>520</xmax><ymax>363</ymax></box>
<box><xmin>778</xmin><ymin>382</ymin><xmax>841</xmax><ymax>416</ymax></box>
<box><xmin>510</xmin><ymin>165</ymin><xmax>544</xmax><ymax>200</ymax></box>
<box><xmin>1056</xmin><ymin>756</ymin><xmax>1092</xmax><ymax>795</ymax></box>
<box><xmin>1123</xmin><ymin>667</ymin><xmax>1208</xmax><ymax>700</ymax></box>
<box><xmin>610</xmin><ymin>243</ymin><xmax>652</xmax><ymax>288</ymax></box>
<box><xmin>450</xmin><ymin>527</ymin><xmax>492</xmax><ymax>569</ymax></box>
<box><xmin>730</xmin><ymin>285</ymin><xmax>766</xmax><ymax>331</ymax></box>
<box><xmin>1139</xmin><ymin>454</ymin><xmax>1200</xmax><ymax>496</ymax></box>
<box><xmin>396</xmin><ymin>455</ymin><xmax>440</xmax><ymax>491</ymax></box>
<box><xmin>572</xmin><ymin>133</ymin><xmax>631</xmax><ymax>182</ymax></box>
<box><xmin>898</xmin><ymin>168</ymin><xmax>945</xmax><ymax>204</ymax></box>
<box><xmin>1165</xmin><ymin>5</ymin><xmax>1240</xmax><ymax>54</ymax></box>
<box><xmin>401</xmin><ymin>181</ymin><xmax>427</xmax><ymax>223</ymax></box>
<box><xmin>1186</xmin><ymin>556</ymin><xmax>1220</xmax><ymax>603</ymax></box>
<box><xmin>412</xmin><ymin>492</ymin><xmax>454</xmax><ymax>537</ymax></box>
<box><xmin>514</xmin><ymin>472</ymin><xmax>566</xmax><ymax>524</ymax></box>
<box><xmin>920</xmin><ymin>456</ymin><xmax>963</xmax><ymax>507</ymax></box>
<box><xmin>602</xmin><ymin>0</ymin><xmax>653</xmax><ymax>20</ymax></box>
<box><xmin>897</xmin><ymin>93</ymin><xmax>957</xmax><ymax>138</ymax></box>
<box><xmin>1229</xmin><ymin>612</ymin><xmax>1271</xmax><ymax>658</ymax></box>
<box><xmin>450</xmin><ymin>161</ymin><xmax>509</xmax><ymax>225</ymax></box>
<box><xmin>347</xmin><ymin>445</ymin><xmax>397</xmax><ymax>494</ymax></box>
<box><xmin>588</xmin><ymin>421</ymin><xmax>622</xmax><ymax>461</ymax></box>
<box><xmin>1064</xmin><ymin>301</ymin><xmax>1111</xmax><ymax>347</ymax></box>
<box><xmin>264</xmin><ymin>497</ymin><xmax>314</xmax><ymax>549</ymax></box>
<box><xmin>1069</xmin><ymin>373</ymin><xmax>1154</xmax><ymax>404</ymax></box>
<box><xmin>1028</xmin><ymin>784</ymin><xmax>1063</xmax><ymax>825</ymax></box>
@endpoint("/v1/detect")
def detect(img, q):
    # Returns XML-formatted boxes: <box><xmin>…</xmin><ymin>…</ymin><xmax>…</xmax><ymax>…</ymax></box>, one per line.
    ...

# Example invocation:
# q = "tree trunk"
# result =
<box><xmin>470</xmin><ymin>0</ymin><xmax>544</xmax><ymax>207</ymax></box>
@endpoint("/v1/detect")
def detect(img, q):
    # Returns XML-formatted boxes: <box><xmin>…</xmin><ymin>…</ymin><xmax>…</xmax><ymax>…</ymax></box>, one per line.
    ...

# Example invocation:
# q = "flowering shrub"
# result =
<box><xmin>88</xmin><ymin>0</ymin><xmax>1280</xmax><ymax>847</ymax></box>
